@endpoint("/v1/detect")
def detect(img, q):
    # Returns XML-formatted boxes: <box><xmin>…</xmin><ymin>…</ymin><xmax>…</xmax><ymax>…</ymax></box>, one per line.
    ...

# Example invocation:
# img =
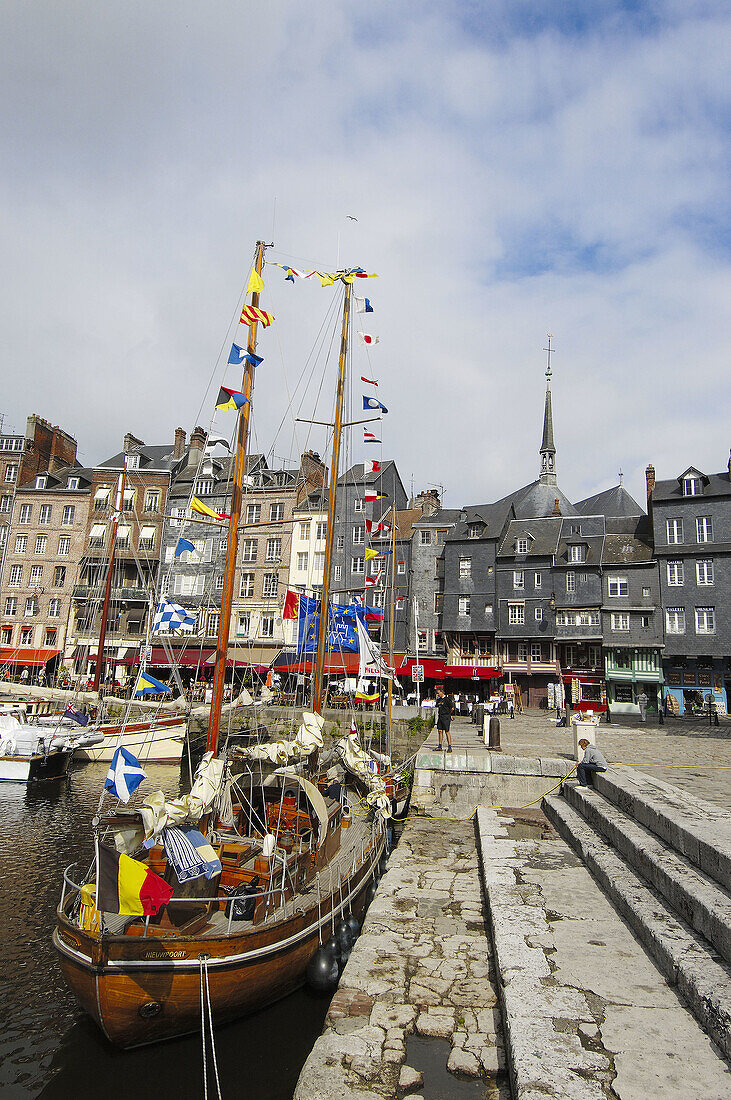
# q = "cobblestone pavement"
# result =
<box><xmin>294</xmin><ymin>815</ymin><xmax>510</xmax><ymax>1100</ymax></box>
<box><xmin>444</xmin><ymin>710</ymin><xmax>731</xmax><ymax>808</ymax></box>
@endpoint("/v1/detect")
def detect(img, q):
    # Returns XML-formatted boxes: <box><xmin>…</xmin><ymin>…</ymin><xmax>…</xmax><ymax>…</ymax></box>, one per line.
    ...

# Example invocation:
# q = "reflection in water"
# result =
<box><xmin>0</xmin><ymin>763</ymin><xmax>328</xmax><ymax>1099</ymax></box>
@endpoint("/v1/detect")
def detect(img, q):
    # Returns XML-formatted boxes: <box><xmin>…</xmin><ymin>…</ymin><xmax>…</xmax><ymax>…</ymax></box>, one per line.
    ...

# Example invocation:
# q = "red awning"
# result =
<box><xmin>396</xmin><ymin>656</ymin><xmax>445</xmax><ymax>678</ymax></box>
<box><xmin>0</xmin><ymin>647</ymin><xmax>61</xmax><ymax>667</ymax></box>
<box><xmin>274</xmin><ymin>653</ymin><xmax>362</xmax><ymax>675</ymax></box>
<box><xmin>443</xmin><ymin>665</ymin><xmax>502</xmax><ymax>679</ymax></box>
<box><xmin>86</xmin><ymin>652</ymin><xmax>138</xmax><ymax>666</ymax></box>
<box><xmin>149</xmin><ymin>646</ymin><xmax>215</xmax><ymax>668</ymax></box>
<box><xmin>562</xmin><ymin>673</ymin><xmax>603</xmax><ymax>684</ymax></box>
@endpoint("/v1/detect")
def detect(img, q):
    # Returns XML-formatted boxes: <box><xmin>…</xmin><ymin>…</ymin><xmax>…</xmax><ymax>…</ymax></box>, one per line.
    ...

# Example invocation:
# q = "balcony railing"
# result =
<box><xmin>72</xmin><ymin>585</ymin><xmax>150</xmax><ymax>602</ymax></box>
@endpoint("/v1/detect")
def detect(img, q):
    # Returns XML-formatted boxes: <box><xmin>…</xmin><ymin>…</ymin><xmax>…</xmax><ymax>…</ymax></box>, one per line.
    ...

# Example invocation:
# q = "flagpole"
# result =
<box><xmin>312</xmin><ymin>281</ymin><xmax>351</xmax><ymax>714</ymax></box>
<box><xmin>206</xmin><ymin>241</ymin><xmax>267</xmax><ymax>754</ymax></box>
<box><xmin>93</xmin><ymin>458</ymin><xmax>128</xmax><ymax>694</ymax></box>
<box><xmin>386</xmin><ymin>501</ymin><xmax>397</xmax><ymax>758</ymax></box>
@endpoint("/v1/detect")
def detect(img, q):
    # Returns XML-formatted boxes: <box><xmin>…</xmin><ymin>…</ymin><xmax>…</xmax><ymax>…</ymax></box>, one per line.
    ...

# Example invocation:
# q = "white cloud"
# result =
<box><xmin>0</xmin><ymin>0</ymin><xmax>728</xmax><ymax>515</ymax></box>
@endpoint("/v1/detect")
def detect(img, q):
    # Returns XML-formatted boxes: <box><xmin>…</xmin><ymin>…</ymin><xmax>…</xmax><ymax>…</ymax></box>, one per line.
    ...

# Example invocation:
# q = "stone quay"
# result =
<box><xmin>295</xmin><ymin>712</ymin><xmax>731</xmax><ymax>1099</ymax></box>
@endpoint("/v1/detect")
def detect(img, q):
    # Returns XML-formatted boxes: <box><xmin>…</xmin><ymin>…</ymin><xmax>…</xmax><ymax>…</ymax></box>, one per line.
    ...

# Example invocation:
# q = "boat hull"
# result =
<box><xmin>54</xmin><ymin>832</ymin><xmax>382</xmax><ymax>1047</ymax></box>
<box><xmin>74</xmin><ymin>717</ymin><xmax>186</xmax><ymax>764</ymax></box>
<box><xmin>0</xmin><ymin>749</ymin><xmax>72</xmax><ymax>783</ymax></box>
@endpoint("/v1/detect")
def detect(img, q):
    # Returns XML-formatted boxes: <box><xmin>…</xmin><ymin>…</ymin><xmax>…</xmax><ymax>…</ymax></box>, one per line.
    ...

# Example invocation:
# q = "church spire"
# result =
<box><xmin>539</xmin><ymin>334</ymin><xmax>557</xmax><ymax>486</ymax></box>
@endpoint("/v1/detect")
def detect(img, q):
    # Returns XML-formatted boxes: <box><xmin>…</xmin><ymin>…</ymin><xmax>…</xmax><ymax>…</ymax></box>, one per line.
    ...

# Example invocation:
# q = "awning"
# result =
<box><xmin>86</xmin><ymin>651</ymin><xmax>138</xmax><ymax>666</ymax></box>
<box><xmin>272</xmin><ymin>650</ymin><xmax>361</xmax><ymax>675</ymax></box>
<box><xmin>204</xmin><ymin>645</ymin><xmax>280</xmax><ymax>672</ymax></box>
<box><xmin>396</xmin><ymin>656</ymin><xmax>445</xmax><ymax>679</ymax></box>
<box><xmin>0</xmin><ymin>647</ymin><xmax>61</xmax><ymax>667</ymax></box>
<box><xmin>562</xmin><ymin>673</ymin><xmax>604</xmax><ymax>684</ymax></box>
<box><xmin>443</xmin><ymin>664</ymin><xmax>502</xmax><ymax>679</ymax></box>
<box><xmin>149</xmin><ymin>646</ymin><xmax>215</xmax><ymax>668</ymax></box>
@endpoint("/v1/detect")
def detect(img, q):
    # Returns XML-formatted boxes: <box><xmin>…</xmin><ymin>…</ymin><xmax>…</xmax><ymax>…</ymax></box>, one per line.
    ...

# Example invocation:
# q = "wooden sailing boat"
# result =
<box><xmin>53</xmin><ymin>242</ymin><xmax>388</xmax><ymax>1048</ymax></box>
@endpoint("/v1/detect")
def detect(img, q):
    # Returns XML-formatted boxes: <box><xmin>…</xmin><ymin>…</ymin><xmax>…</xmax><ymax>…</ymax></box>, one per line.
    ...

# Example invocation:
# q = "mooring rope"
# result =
<box><xmin>199</xmin><ymin>954</ymin><xmax>223</xmax><ymax>1100</ymax></box>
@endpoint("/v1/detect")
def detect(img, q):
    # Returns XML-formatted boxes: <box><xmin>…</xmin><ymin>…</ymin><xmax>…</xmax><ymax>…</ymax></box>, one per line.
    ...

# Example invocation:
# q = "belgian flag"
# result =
<box><xmin>97</xmin><ymin>844</ymin><xmax>173</xmax><ymax>917</ymax></box>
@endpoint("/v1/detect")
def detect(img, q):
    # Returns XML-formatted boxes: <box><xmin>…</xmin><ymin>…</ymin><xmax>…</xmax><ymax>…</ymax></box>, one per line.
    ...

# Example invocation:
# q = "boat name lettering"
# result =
<box><xmin>143</xmin><ymin>950</ymin><xmax>188</xmax><ymax>959</ymax></box>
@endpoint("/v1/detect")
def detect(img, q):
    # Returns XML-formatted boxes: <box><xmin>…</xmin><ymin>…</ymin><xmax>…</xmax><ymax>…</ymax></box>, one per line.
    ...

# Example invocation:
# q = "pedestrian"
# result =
<box><xmin>435</xmin><ymin>684</ymin><xmax>453</xmax><ymax>753</ymax></box>
<box><xmin>37</xmin><ymin>668</ymin><xmax>46</xmax><ymax>686</ymax></box>
<box><xmin>577</xmin><ymin>738</ymin><xmax>608</xmax><ymax>787</ymax></box>
<box><xmin>20</xmin><ymin>666</ymin><xmax>29</xmax><ymax>684</ymax></box>
<box><xmin>637</xmin><ymin>690</ymin><xmax>648</xmax><ymax>723</ymax></box>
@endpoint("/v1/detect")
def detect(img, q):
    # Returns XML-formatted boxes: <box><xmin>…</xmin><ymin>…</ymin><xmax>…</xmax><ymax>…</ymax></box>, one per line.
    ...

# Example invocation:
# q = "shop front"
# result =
<box><xmin>663</xmin><ymin>659</ymin><xmax>727</xmax><ymax>716</ymax></box>
<box><xmin>563</xmin><ymin>672</ymin><xmax>607</xmax><ymax>714</ymax></box>
<box><xmin>605</xmin><ymin>647</ymin><xmax>664</xmax><ymax>716</ymax></box>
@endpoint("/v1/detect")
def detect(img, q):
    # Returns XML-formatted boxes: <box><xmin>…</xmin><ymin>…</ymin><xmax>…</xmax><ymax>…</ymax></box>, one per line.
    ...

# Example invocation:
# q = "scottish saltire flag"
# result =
<box><xmin>364</xmin><ymin>429</ymin><xmax>381</xmax><ymax>443</ymax></box>
<box><xmin>64</xmin><ymin>704</ymin><xmax>89</xmax><ymax>727</ymax></box>
<box><xmin>174</xmin><ymin>538</ymin><xmax>195</xmax><ymax>558</ymax></box>
<box><xmin>363</xmin><ymin>396</ymin><xmax>388</xmax><ymax>413</ymax></box>
<box><xmin>152</xmin><ymin>597</ymin><xmax>197</xmax><ymax>635</ymax></box>
<box><xmin>228</xmin><ymin>343</ymin><xmax>246</xmax><ymax>366</ymax></box>
<box><xmin>358</xmin><ymin>332</ymin><xmax>379</xmax><ymax>346</ymax></box>
<box><xmin>355</xmin><ymin>297</ymin><xmax>374</xmax><ymax>314</ymax></box>
<box><xmin>245</xmin><ymin>351</ymin><xmax>263</xmax><ymax>368</ymax></box>
<box><xmin>134</xmin><ymin>671</ymin><xmax>173</xmax><ymax>697</ymax></box>
<box><xmin>216</xmin><ymin>386</ymin><xmax>249</xmax><ymax>411</ymax></box>
<box><xmin>239</xmin><ymin>305</ymin><xmax>274</xmax><ymax>327</ymax></box>
<box><xmin>104</xmin><ymin>746</ymin><xmax>147</xmax><ymax>803</ymax></box>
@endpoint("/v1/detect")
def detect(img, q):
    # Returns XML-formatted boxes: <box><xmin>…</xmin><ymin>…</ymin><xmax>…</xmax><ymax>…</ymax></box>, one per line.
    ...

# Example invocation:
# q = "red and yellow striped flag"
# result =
<box><xmin>240</xmin><ymin>305</ymin><xmax>274</xmax><ymax>327</ymax></box>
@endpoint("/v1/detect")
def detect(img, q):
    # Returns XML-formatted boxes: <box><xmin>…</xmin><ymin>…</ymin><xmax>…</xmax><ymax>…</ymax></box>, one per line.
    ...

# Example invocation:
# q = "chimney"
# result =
<box><xmin>552</xmin><ymin>497</ymin><xmax>561</xmax><ymax>516</ymax></box>
<box><xmin>645</xmin><ymin>464</ymin><xmax>655</xmax><ymax>510</ymax></box>
<box><xmin>297</xmin><ymin>450</ymin><xmax>328</xmax><ymax>505</ymax></box>
<box><xmin>415</xmin><ymin>488</ymin><xmax>441</xmax><ymax>516</ymax></box>
<box><xmin>123</xmin><ymin>431</ymin><xmax>145</xmax><ymax>454</ymax></box>
<box><xmin>174</xmin><ymin>427</ymin><xmax>186</xmax><ymax>459</ymax></box>
<box><xmin>187</xmin><ymin>425</ymin><xmax>207</xmax><ymax>469</ymax></box>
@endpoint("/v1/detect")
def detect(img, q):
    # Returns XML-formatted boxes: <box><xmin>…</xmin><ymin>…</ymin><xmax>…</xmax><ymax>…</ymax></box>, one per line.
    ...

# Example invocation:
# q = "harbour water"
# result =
<box><xmin>0</xmin><ymin>763</ymin><xmax>329</xmax><ymax>1099</ymax></box>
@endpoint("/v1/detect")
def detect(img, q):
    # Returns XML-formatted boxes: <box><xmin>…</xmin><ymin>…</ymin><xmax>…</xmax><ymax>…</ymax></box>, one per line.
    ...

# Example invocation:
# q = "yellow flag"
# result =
<box><xmin>316</xmin><ymin>272</ymin><xmax>336</xmax><ymax>287</ymax></box>
<box><xmin>364</xmin><ymin>547</ymin><xmax>378</xmax><ymax>560</ymax></box>
<box><xmin>247</xmin><ymin>269</ymin><xmax>265</xmax><ymax>294</ymax></box>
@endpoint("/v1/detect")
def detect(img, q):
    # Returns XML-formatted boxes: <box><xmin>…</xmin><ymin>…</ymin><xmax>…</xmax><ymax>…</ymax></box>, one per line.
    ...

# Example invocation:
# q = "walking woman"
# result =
<box><xmin>435</xmin><ymin>685</ymin><xmax>453</xmax><ymax>753</ymax></box>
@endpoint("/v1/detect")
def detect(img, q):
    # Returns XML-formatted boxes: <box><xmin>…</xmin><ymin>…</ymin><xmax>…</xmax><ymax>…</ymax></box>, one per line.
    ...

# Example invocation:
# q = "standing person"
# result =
<box><xmin>20</xmin><ymin>666</ymin><xmax>29</xmax><ymax>684</ymax></box>
<box><xmin>435</xmin><ymin>685</ymin><xmax>453</xmax><ymax>753</ymax></box>
<box><xmin>637</xmin><ymin>690</ymin><xmax>648</xmax><ymax>723</ymax></box>
<box><xmin>577</xmin><ymin>739</ymin><xmax>608</xmax><ymax>787</ymax></box>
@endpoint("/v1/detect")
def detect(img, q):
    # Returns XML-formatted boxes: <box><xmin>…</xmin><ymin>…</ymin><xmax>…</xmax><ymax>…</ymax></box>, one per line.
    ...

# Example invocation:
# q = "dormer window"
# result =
<box><xmin>570</xmin><ymin>524</ymin><xmax>581</xmax><ymax>535</ymax></box>
<box><xmin>684</xmin><ymin>476</ymin><xmax>702</xmax><ymax>496</ymax></box>
<box><xmin>34</xmin><ymin>475</ymin><xmax>47</xmax><ymax>489</ymax></box>
<box><xmin>516</xmin><ymin>538</ymin><xmax>529</xmax><ymax>555</ymax></box>
<box><xmin>67</xmin><ymin>477</ymin><xmax>79</xmax><ymax>490</ymax></box>
<box><xmin>126</xmin><ymin>454</ymin><xmax>140</xmax><ymax>470</ymax></box>
<box><xmin>569</xmin><ymin>544</ymin><xmax>586</xmax><ymax>563</ymax></box>
<box><xmin>468</xmin><ymin>524</ymin><xmax>481</xmax><ymax>539</ymax></box>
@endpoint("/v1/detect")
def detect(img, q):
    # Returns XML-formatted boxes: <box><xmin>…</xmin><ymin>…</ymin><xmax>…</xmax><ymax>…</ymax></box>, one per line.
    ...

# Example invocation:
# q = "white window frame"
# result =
<box><xmin>58</xmin><ymin>536</ymin><xmax>70</xmax><ymax>555</ymax></box>
<box><xmin>48</xmin><ymin>598</ymin><xmax>61</xmax><ymax>618</ymax></box>
<box><xmin>459</xmin><ymin>557</ymin><xmax>472</xmax><ymax>578</ymax></box>
<box><xmin>270</xmin><ymin>503</ymin><xmax>284</xmax><ymax>522</ymax></box>
<box><xmin>683</xmin><ymin>476</ymin><xmax>702</xmax><ymax>495</ymax></box>
<box><xmin>265</xmin><ymin>537</ymin><xmax>282</xmax><ymax>563</ymax></box>
<box><xmin>259</xmin><ymin>614</ymin><xmax>275</xmax><ymax>638</ymax></box>
<box><xmin>695</xmin><ymin>607</ymin><xmax>715</xmax><ymax>635</ymax></box>
<box><xmin>62</xmin><ymin>505</ymin><xmax>75</xmax><ymax>526</ymax></box>
<box><xmin>241</xmin><ymin>538</ymin><xmax>258</xmax><ymax>562</ymax></box>
<box><xmin>516</xmin><ymin>538</ymin><xmax>528</xmax><ymax>554</ymax></box>
<box><xmin>530</xmin><ymin>642</ymin><xmax>542</xmax><ymax>661</ymax></box>
<box><xmin>610</xmin><ymin>612</ymin><xmax>630</xmax><ymax>632</ymax></box>
<box><xmin>696</xmin><ymin>560</ymin><xmax>714</xmax><ymax>586</ymax></box>
<box><xmin>18</xmin><ymin>504</ymin><xmax>32</xmax><ymax>525</ymax></box>
<box><xmin>513</xmin><ymin>569</ymin><xmax>524</xmax><ymax>589</ymax></box>
<box><xmin>608</xmin><ymin>577</ymin><xmax>629</xmax><ymax>597</ymax></box>
<box><xmin>297</xmin><ymin>552</ymin><xmax>309</xmax><ymax>571</ymax></box>
<box><xmin>298</xmin><ymin>521</ymin><xmax>310</xmax><ymax>539</ymax></box>
<box><xmin>666</xmin><ymin>518</ymin><xmax>683</xmax><ymax>544</ymax></box>
<box><xmin>353</xmin><ymin>498</ymin><xmax>364</xmax><ymax>513</ymax></box>
<box><xmin>397</xmin><ymin>560</ymin><xmax>406</xmax><ymax>574</ymax></box>
<box><xmin>14</xmin><ymin>535</ymin><xmax>27</xmax><ymax>553</ymax></box>
<box><xmin>245</xmin><ymin>504</ymin><xmax>261</xmax><ymax>525</ymax></box>
<box><xmin>316</xmin><ymin>522</ymin><xmax>327</xmax><ymax>541</ymax></box>
<box><xmin>667</xmin><ymin>561</ymin><xmax>684</xmax><ymax>587</ymax></box>
<box><xmin>535</xmin><ymin>607</ymin><xmax>543</xmax><ymax>620</ymax></box>
<box><xmin>236</xmin><ymin>612</ymin><xmax>251</xmax><ymax>638</ymax></box>
<box><xmin>534</xmin><ymin>572</ymin><xmax>542</xmax><ymax>588</ymax></box>
<box><xmin>352</xmin><ymin>525</ymin><xmax>365</xmax><ymax>545</ymax></box>
<box><xmin>508</xmin><ymin>603</ymin><xmax>525</xmax><ymax>625</ymax></box>
<box><xmin>696</xmin><ymin>516</ymin><xmax>713</xmax><ymax>543</ymax></box>
<box><xmin>569</xmin><ymin>544</ymin><xmax>585</xmax><ymax>563</ymax></box>
<box><xmin>566</xmin><ymin>571</ymin><xmax>576</xmax><ymax>593</ymax></box>
<box><xmin>262</xmin><ymin>573</ymin><xmax>278</xmax><ymax>598</ymax></box>
<box><xmin>29</xmin><ymin>565</ymin><xmax>43</xmax><ymax>586</ymax></box>
<box><xmin>34</xmin><ymin>535</ymin><xmax>47</xmax><ymax>555</ymax></box>
<box><xmin>239</xmin><ymin>572</ymin><xmax>255</xmax><ymax>598</ymax></box>
<box><xmin>665</xmin><ymin>607</ymin><xmax>685</xmax><ymax>634</ymax></box>
<box><xmin>420</xmin><ymin>530</ymin><xmax>431</xmax><ymax>545</ymax></box>
<box><xmin>458</xmin><ymin>595</ymin><xmax>470</xmax><ymax>616</ymax></box>
<box><xmin>8</xmin><ymin>566</ymin><xmax>22</xmax><ymax>587</ymax></box>
<box><xmin>351</xmin><ymin>557</ymin><xmax>365</xmax><ymax>574</ymax></box>
<box><xmin>517</xmin><ymin>642</ymin><xmax>528</xmax><ymax>663</ymax></box>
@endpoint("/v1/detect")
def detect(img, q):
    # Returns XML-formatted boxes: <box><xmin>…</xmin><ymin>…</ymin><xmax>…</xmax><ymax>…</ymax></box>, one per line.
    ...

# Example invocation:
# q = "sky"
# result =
<box><xmin>1</xmin><ymin>0</ymin><xmax>730</xmax><ymax>512</ymax></box>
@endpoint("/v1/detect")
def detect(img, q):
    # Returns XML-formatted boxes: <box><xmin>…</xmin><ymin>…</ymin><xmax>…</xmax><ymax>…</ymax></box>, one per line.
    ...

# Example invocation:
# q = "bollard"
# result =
<box><xmin>488</xmin><ymin>715</ymin><xmax>501</xmax><ymax>751</ymax></box>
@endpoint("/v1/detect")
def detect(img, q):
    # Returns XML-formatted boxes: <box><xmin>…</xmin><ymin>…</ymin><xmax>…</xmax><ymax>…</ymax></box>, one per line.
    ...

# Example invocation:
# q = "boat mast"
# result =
<box><xmin>386</xmin><ymin>503</ymin><xmax>397</xmax><ymax>757</ymax></box>
<box><xmin>312</xmin><ymin>281</ymin><xmax>352</xmax><ymax>713</ymax></box>
<box><xmin>92</xmin><ymin>459</ymin><xmax>128</xmax><ymax>693</ymax></box>
<box><xmin>206</xmin><ymin>241</ymin><xmax>267</xmax><ymax>753</ymax></box>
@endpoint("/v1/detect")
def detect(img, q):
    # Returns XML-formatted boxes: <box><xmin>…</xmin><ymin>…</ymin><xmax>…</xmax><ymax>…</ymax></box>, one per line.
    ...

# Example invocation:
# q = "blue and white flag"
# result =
<box><xmin>244</xmin><ymin>351</ymin><xmax>264</xmax><ymax>368</ymax></box>
<box><xmin>151</xmin><ymin>597</ymin><xmax>197</xmax><ymax>635</ymax></box>
<box><xmin>174</xmin><ymin>538</ymin><xmax>195</xmax><ymax>558</ymax></box>
<box><xmin>363</xmin><ymin>396</ymin><xmax>388</xmax><ymax>414</ymax></box>
<box><xmin>104</xmin><ymin>746</ymin><xmax>147</xmax><ymax>803</ymax></box>
<box><xmin>354</xmin><ymin>296</ymin><xmax>373</xmax><ymax>313</ymax></box>
<box><xmin>228</xmin><ymin>343</ymin><xmax>246</xmax><ymax>366</ymax></box>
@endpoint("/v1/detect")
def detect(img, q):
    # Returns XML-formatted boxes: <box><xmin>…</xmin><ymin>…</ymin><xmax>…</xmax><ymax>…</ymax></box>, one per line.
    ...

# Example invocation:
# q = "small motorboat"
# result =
<box><xmin>0</xmin><ymin>709</ymin><xmax>105</xmax><ymax>783</ymax></box>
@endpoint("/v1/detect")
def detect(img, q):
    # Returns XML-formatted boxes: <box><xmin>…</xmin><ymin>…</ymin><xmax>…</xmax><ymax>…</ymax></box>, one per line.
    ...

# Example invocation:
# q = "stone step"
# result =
<box><xmin>593</xmin><ymin>767</ymin><xmax>731</xmax><ymax>891</ymax></box>
<box><xmin>563</xmin><ymin>781</ymin><xmax>731</xmax><ymax>967</ymax></box>
<box><xmin>543</xmin><ymin>793</ymin><xmax>731</xmax><ymax>1062</ymax></box>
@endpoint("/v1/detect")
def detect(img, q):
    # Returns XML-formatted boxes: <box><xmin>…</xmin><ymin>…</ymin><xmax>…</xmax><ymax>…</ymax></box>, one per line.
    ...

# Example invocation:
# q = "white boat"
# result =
<box><xmin>0</xmin><ymin>709</ymin><xmax>105</xmax><ymax>783</ymax></box>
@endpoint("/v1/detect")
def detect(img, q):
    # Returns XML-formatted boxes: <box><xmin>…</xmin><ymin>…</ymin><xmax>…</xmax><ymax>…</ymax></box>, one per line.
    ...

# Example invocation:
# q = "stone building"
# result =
<box><xmin>649</xmin><ymin>455</ymin><xmax>731</xmax><ymax>715</ymax></box>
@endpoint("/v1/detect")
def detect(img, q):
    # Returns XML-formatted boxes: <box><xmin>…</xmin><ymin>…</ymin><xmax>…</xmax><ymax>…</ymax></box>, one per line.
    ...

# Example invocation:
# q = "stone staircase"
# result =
<box><xmin>543</xmin><ymin>766</ymin><xmax>731</xmax><ymax>1061</ymax></box>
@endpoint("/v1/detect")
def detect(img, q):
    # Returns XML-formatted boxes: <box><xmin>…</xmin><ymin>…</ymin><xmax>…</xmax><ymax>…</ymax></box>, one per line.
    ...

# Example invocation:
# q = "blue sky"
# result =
<box><xmin>0</xmin><ymin>0</ymin><xmax>729</xmax><ymax>510</ymax></box>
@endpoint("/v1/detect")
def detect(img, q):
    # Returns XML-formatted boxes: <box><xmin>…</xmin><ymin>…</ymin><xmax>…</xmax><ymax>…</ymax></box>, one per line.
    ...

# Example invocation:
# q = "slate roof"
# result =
<box><xmin>497</xmin><ymin>517</ymin><xmax>563</xmax><ymax>558</ymax></box>
<box><xmin>651</xmin><ymin>469</ymin><xmax>731</xmax><ymax>502</ymax></box>
<box><xmin>574</xmin><ymin>484</ymin><xmax>644</xmax><ymax>518</ymax></box>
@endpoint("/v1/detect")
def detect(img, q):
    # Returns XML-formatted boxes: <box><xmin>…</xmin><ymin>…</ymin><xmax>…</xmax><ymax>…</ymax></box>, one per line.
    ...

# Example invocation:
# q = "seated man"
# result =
<box><xmin>577</xmin><ymin>738</ymin><xmax>608</xmax><ymax>787</ymax></box>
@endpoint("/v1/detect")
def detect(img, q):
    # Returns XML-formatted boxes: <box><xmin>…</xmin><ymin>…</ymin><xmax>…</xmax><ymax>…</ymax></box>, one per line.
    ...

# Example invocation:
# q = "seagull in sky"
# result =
<box><xmin>347</xmin><ymin>215</ymin><xmax>358</xmax><ymax>221</ymax></box>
